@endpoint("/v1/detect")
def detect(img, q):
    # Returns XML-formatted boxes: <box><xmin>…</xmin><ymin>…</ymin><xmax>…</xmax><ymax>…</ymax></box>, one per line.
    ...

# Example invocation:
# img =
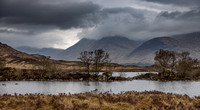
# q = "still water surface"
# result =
<box><xmin>0</xmin><ymin>72</ymin><xmax>199</xmax><ymax>97</ymax></box>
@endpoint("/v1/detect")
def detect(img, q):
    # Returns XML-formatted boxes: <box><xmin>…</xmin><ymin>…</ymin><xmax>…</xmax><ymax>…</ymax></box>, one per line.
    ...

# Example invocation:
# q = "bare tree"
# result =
<box><xmin>105</xmin><ymin>59</ymin><xmax>112</xmax><ymax>73</ymax></box>
<box><xmin>39</xmin><ymin>56</ymin><xmax>59</xmax><ymax>79</ymax></box>
<box><xmin>78</xmin><ymin>49</ymin><xmax>110</xmax><ymax>75</ymax></box>
<box><xmin>39</xmin><ymin>56</ymin><xmax>51</xmax><ymax>70</ymax></box>
<box><xmin>0</xmin><ymin>56</ymin><xmax>5</xmax><ymax>69</ymax></box>
<box><xmin>93</xmin><ymin>49</ymin><xmax>110</xmax><ymax>74</ymax></box>
<box><xmin>176</xmin><ymin>52</ymin><xmax>198</xmax><ymax>76</ymax></box>
<box><xmin>78</xmin><ymin>51</ymin><xmax>93</xmax><ymax>74</ymax></box>
<box><xmin>154</xmin><ymin>49</ymin><xmax>177</xmax><ymax>74</ymax></box>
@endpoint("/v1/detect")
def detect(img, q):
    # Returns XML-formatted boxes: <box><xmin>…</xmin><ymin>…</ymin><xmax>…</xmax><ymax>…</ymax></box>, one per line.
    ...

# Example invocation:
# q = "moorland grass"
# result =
<box><xmin>0</xmin><ymin>91</ymin><xmax>200</xmax><ymax>110</ymax></box>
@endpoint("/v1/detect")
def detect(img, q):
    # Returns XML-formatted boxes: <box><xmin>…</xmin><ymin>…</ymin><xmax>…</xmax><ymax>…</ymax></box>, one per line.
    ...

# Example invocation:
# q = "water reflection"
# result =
<box><xmin>0</xmin><ymin>72</ymin><xmax>199</xmax><ymax>97</ymax></box>
<box><xmin>103</xmin><ymin>72</ymin><xmax>158</xmax><ymax>78</ymax></box>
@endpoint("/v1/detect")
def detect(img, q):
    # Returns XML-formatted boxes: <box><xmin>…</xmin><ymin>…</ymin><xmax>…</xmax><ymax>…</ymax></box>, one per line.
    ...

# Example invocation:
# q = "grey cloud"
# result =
<box><xmin>101</xmin><ymin>7</ymin><xmax>145</xmax><ymax>18</ymax></box>
<box><xmin>0</xmin><ymin>0</ymin><xmax>154</xmax><ymax>48</ymax></box>
<box><xmin>80</xmin><ymin>8</ymin><xmax>200</xmax><ymax>41</ymax></box>
<box><xmin>0</xmin><ymin>1</ymin><xmax>149</xmax><ymax>35</ymax></box>
<box><xmin>0</xmin><ymin>0</ymin><xmax>100</xmax><ymax>29</ymax></box>
<box><xmin>79</xmin><ymin>8</ymin><xmax>153</xmax><ymax>40</ymax></box>
<box><xmin>0</xmin><ymin>31</ymin><xmax>66</xmax><ymax>48</ymax></box>
<box><xmin>147</xmin><ymin>9</ymin><xmax>200</xmax><ymax>37</ymax></box>
<box><xmin>0</xmin><ymin>28</ymin><xmax>35</xmax><ymax>34</ymax></box>
<box><xmin>0</xmin><ymin>0</ymin><xmax>146</xmax><ymax>32</ymax></box>
<box><xmin>0</xmin><ymin>0</ymin><xmax>156</xmax><ymax>31</ymax></box>
<box><xmin>1</xmin><ymin>0</ymin><xmax>200</xmax><ymax>49</ymax></box>
<box><xmin>88</xmin><ymin>7</ymin><xmax>147</xmax><ymax>26</ymax></box>
<box><xmin>143</xmin><ymin>0</ymin><xmax>200</xmax><ymax>7</ymax></box>
<box><xmin>0</xmin><ymin>29</ymin><xmax>20</xmax><ymax>33</ymax></box>
<box><xmin>157</xmin><ymin>10</ymin><xmax>200</xmax><ymax>21</ymax></box>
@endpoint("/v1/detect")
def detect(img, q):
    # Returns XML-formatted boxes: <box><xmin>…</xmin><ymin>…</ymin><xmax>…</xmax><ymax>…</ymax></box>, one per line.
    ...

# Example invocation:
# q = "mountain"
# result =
<box><xmin>16</xmin><ymin>46</ymin><xmax>64</xmax><ymax>59</ymax></box>
<box><xmin>0</xmin><ymin>42</ymin><xmax>41</xmax><ymax>69</ymax></box>
<box><xmin>172</xmin><ymin>32</ymin><xmax>200</xmax><ymax>49</ymax></box>
<box><xmin>173</xmin><ymin>32</ymin><xmax>200</xmax><ymax>59</ymax></box>
<box><xmin>128</xmin><ymin>32</ymin><xmax>200</xmax><ymax>64</ymax></box>
<box><xmin>127</xmin><ymin>37</ymin><xmax>180</xmax><ymax>64</ymax></box>
<box><xmin>55</xmin><ymin>32</ymin><xmax>200</xmax><ymax>65</ymax></box>
<box><xmin>129</xmin><ymin>37</ymin><xmax>179</xmax><ymax>56</ymax></box>
<box><xmin>0</xmin><ymin>42</ymin><xmax>84</xmax><ymax>70</ymax></box>
<box><xmin>56</xmin><ymin>36</ymin><xmax>142</xmax><ymax>63</ymax></box>
<box><xmin>10</xmin><ymin>32</ymin><xmax>200</xmax><ymax>66</ymax></box>
<box><xmin>56</xmin><ymin>38</ymin><xmax>96</xmax><ymax>61</ymax></box>
<box><xmin>15</xmin><ymin>46</ymin><xmax>39</xmax><ymax>54</ymax></box>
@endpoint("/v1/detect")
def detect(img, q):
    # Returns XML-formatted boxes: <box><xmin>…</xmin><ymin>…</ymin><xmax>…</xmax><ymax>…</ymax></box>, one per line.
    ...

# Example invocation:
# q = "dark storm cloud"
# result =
<box><xmin>101</xmin><ymin>7</ymin><xmax>145</xmax><ymax>18</ymax></box>
<box><xmin>1</xmin><ymin>0</ymin><xmax>200</xmax><ymax>49</ymax></box>
<box><xmin>157</xmin><ymin>10</ymin><xmax>200</xmax><ymax>20</ymax></box>
<box><xmin>0</xmin><ymin>0</ymin><xmax>145</xmax><ymax>31</ymax></box>
<box><xmin>0</xmin><ymin>0</ymin><xmax>154</xmax><ymax>48</ymax></box>
<box><xmin>143</xmin><ymin>0</ymin><xmax>200</xmax><ymax>7</ymax></box>
<box><xmin>0</xmin><ymin>0</ymin><xmax>100</xmax><ymax>29</ymax></box>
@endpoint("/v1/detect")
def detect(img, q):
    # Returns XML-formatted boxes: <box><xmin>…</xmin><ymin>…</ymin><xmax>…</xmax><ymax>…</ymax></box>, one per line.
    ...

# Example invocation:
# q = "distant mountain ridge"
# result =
<box><xmin>16</xmin><ymin>46</ymin><xmax>64</xmax><ymax>59</ymax></box>
<box><xmin>56</xmin><ymin>36</ymin><xmax>142</xmax><ymax>63</ymax></box>
<box><xmin>126</xmin><ymin>37</ymin><xmax>180</xmax><ymax>64</ymax></box>
<box><xmin>129</xmin><ymin>37</ymin><xmax>179</xmax><ymax>56</ymax></box>
<box><xmin>12</xmin><ymin>31</ymin><xmax>200</xmax><ymax>65</ymax></box>
<box><xmin>127</xmin><ymin>32</ymin><xmax>200</xmax><ymax>64</ymax></box>
<box><xmin>58</xmin><ymin>32</ymin><xmax>200</xmax><ymax>65</ymax></box>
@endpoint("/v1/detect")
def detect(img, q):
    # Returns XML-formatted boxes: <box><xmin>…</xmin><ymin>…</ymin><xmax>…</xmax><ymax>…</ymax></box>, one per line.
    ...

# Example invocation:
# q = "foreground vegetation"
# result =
<box><xmin>0</xmin><ymin>91</ymin><xmax>200</xmax><ymax>110</ymax></box>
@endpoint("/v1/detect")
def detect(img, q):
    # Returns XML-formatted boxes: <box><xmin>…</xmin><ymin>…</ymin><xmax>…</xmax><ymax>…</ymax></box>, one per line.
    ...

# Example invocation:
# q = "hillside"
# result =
<box><xmin>0</xmin><ymin>42</ymin><xmax>83</xmax><ymax>70</ymax></box>
<box><xmin>56</xmin><ymin>38</ymin><xmax>97</xmax><ymax>61</ymax></box>
<box><xmin>127</xmin><ymin>32</ymin><xmax>200</xmax><ymax>64</ymax></box>
<box><xmin>16</xmin><ymin>46</ymin><xmax>64</xmax><ymax>59</ymax></box>
<box><xmin>174</xmin><ymin>32</ymin><xmax>200</xmax><ymax>59</ymax></box>
<box><xmin>56</xmin><ymin>36</ymin><xmax>141</xmax><ymax>63</ymax></box>
<box><xmin>127</xmin><ymin>37</ymin><xmax>180</xmax><ymax>64</ymax></box>
<box><xmin>0</xmin><ymin>42</ymin><xmax>41</xmax><ymax>69</ymax></box>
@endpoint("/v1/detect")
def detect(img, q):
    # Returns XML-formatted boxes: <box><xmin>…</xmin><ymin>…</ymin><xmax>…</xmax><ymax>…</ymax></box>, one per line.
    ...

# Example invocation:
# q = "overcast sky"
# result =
<box><xmin>0</xmin><ymin>0</ymin><xmax>200</xmax><ymax>49</ymax></box>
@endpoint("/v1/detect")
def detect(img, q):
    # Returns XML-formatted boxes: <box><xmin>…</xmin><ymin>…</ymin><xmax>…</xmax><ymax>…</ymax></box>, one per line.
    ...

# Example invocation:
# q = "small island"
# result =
<box><xmin>133</xmin><ymin>49</ymin><xmax>200</xmax><ymax>81</ymax></box>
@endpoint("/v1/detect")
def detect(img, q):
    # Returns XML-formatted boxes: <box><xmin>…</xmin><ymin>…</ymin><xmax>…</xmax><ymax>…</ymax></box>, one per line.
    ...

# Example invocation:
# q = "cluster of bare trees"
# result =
<box><xmin>39</xmin><ymin>56</ymin><xmax>58</xmax><ymax>78</ymax></box>
<box><xmin>78</xmin><ymin>49</ymin><xmax>110</xmax><ymax>75</ymax></box>
<box><xmin>154</xmin><ymin>49</ymin><xmax>199</xmax><ymax>76</ymax></box>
